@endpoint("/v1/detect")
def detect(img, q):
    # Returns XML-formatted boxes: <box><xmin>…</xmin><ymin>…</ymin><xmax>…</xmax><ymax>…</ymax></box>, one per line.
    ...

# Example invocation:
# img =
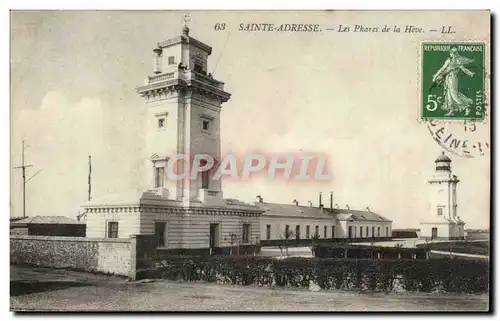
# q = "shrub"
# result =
<box><xmin>149</xmin><ymin>255</ymin><xmax>488</xmax><ymax>294</ymax></box>
<box><xmin>417</xmin><ymin>241</ymin><xmax>490</xmax><ymax>256</ymax></box>
<box><xmin>314</xmin><ymin>243</ymin><xmax>428</xmax><ymax>260</ymax></box>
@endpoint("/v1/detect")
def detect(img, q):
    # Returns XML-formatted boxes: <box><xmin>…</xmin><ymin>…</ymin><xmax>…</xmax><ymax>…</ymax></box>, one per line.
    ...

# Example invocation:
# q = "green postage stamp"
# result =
<box><xmin>421</xmin><ymin>42</ymin><xmax>485</xmax><ymax>120</ymax></box>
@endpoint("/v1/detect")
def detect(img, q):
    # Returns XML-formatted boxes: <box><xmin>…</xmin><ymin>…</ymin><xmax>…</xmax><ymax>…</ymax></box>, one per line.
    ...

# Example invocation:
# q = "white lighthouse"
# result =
<box><xmin>136</xmin><ymin>24</ymin><xmax>228</xmax><ymax>205</ymax></box>
<box><xmin>83</xmin><ymin>25</ymin><xmax>263</xmax><ymax>250</ymax></box>
<box><xmin>420</xmin><ymin>152</ymin><xmax>465</xmax><ymax>240</ymax></box>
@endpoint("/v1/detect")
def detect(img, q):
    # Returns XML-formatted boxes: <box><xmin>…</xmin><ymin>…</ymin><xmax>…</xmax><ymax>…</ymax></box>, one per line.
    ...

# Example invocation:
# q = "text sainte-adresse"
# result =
<box><xmin>238</xmin><ymin>23</ymin><xmax>321</xmax><ymax>32</ymax></box>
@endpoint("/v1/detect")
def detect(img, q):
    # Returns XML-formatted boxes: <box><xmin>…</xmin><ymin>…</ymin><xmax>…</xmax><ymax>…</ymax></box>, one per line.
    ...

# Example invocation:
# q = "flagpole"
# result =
<box><xmin>88</xmin><ymin>154</ymin><xmax>92</xmax><ymax>202</ymax></box>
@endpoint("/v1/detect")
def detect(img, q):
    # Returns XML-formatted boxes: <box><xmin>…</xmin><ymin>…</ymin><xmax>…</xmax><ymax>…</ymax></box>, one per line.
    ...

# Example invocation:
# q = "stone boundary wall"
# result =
<box><xmin>10</xmin><ymin>235</ymin><xmax>156</xmax><ymax>279</ymax></box>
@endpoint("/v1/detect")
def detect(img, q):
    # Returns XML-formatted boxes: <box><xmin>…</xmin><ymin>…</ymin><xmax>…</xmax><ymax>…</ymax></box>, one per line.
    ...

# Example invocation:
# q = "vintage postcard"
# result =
<box><xmin>10</xmin><ymin>10</ymin><xmax>490</xmax><ymax>312</ymax></box>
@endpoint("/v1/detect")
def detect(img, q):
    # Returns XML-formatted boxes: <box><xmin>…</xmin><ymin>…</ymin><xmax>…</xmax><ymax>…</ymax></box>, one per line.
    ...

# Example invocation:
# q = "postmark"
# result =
<box><xmin>426</xmin><ymin>119</ymin><xmax>490</xmax><ymax>158</ymax></box>
<box><xmin>420</xmin><ymin>42</ymin><xmax>486</xmax><ymax>120</ymax></box>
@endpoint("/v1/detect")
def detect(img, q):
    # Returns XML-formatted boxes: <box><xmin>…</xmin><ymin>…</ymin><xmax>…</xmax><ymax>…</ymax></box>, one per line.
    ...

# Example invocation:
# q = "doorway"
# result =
<box><xmin>431</xmin><ymin>227</ymin><xmax>438</xmax><ymax>240</ymax></box>
<box><xmin>209</xmin><ymin>223</ymin><xmax>220</xmax><ymax>248</ymax></box>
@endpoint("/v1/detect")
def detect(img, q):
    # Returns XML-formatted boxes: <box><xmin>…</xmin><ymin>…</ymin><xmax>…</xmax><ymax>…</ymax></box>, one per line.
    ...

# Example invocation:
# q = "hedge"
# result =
<box><xmin>156</xmin><ymin>244</ymin><xmax>261</xmax><ymax>258</ymax></box>
<box><xmin>313</xmin><ymin>243</ymin><xmax>428</xmax><ymax>259</ymax></box>
<box><xmin>142</xmin><ymin>256</ymin><xmax>489</xmax><ymax>294</ymax></box>
<box><xmin>416</xmin><ymin>241</ymin><xmax>490</xmax><ymax>256</ymax></box>
<box><xmin>260</xmin><ymin>237</ymin><xmax>393</xmax><ymax>247</ymax></box>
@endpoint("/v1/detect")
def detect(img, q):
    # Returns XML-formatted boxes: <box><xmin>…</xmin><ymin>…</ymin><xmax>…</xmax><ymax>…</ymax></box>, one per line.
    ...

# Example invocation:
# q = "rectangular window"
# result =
<box><xmin>372</xmin><ymin>226</ymin><xmax>375</xmax><ymax>238</ymax></box>
<box><xmin>315</xmin><ymin>225</ymin><xmax>319</xmax><ymax>238</ymax></box>
<box><xmin>266</xmin><ymin>225</ymin><xmax>271</xmax><ymax>240</ymax></box>
<box><xmin>242</xmin><ymin>224</ymin><xmax>250</xmax><ymax>244</ymax></box>
<box><xmin>437</xmin><ymin>207</ymin><xmax>443</xmax><ymax>216</ymax></box>
<box><xmin>209</xmin><ymin>223</ymin><xmax>219</xmax><ymax>248</ymax></box>
<box><xmin>158</xmin><ymin>118</ymin><xmax>165</xmax><ymax>128</ymax></box>
<box><xmin>324</xmin><ymin>226</ymin><xmax>327</xmax><ymax>238</ymax></box>
<box><xmin>194</xmin><ymin>63</ymin><xmax>203</xmax><ymax>73</ymax></box>
<box><xmin>155</xmin><ymin>222</ymin><xmax>166</xmax><ymax>247</ymax></box>
<box><xmin>360</xmin><ymin>226</ymin><xmax>363</xmax><ymax>238</ymax></box>
<box><xmin>107</xmin><ymin>222</ymin><xmax>118</xmax><ymax>238</ymax></box>
<box><xmin>155</xmin><ymin>167</ymin><xmax>165</xmax><ymax>188</ymax></box>
<box><xmin>168</xmin><ymin>56</ymin><xmax>175</xmax><ymax>65</ymax></box>
<box><xmin>201</xmin><ymin>170</ymin><xmax>209</xmax><ymax>189</ymax></box>
<box><xmin>377</xmin><ymin>227</ymin><xmax>381</xmax><ymax>237</ymax></box>
<box><xmin>331</xmin><ymin>226</ymin><xmax>335</xmax><ymax>238</ymax></box>
<box><xmin>295</xmin><ymin>225</ymin><xmax>300</xmax><ymax>240</ymax></box>
<box><xmin>285</xmin><ymin>225</ymin><xmax>290</xmax><ymax>239</ymax></box>
<box><xmin>202</xmin><ymin>120</ymin><xmax>210</xmax><ymax>131</ymax></box>
<box><xmin>386</xmin><ymin>227</ymin><xmax>389</xmax><ymax>236</ymax></box>
<box><xmin>200</xmin><ymin>115</ymin><xmax>213</xmax><ymax>134</ymax></box>
<box><xmin>306</xmin><ymin>225</ymin><xmax>310</xmax><ymax>238</ymax></box>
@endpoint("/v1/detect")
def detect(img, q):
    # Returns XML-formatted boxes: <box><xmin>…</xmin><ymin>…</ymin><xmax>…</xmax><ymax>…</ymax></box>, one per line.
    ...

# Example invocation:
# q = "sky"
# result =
<box><xmin>10</xmin><ymin>10</ymin><xmax>490</xmax><ymax>228</ymax></box>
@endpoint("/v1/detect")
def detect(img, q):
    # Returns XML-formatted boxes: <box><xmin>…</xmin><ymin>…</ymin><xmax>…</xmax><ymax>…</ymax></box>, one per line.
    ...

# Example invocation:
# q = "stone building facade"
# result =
<box><xmin>257</xmin><ymin>194</ymin><xmax>392</xmax><ymax>244</ymax></box>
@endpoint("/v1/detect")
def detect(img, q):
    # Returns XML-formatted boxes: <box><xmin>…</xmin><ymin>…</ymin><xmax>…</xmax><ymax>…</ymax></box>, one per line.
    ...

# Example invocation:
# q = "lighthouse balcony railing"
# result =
<box><xmin>190</xmin><ymin>71</ymin><xmax>225</xmax><ymax>90</ymax></box>
<box><xmin>146</xmin><ymin>70</ymin><xmax>225</xmax><ymax>91</ymax></box>
<box><xmin>147</xmin><ymin>71</ymin><xmax>177</xmax><ymax>84</ymax></box>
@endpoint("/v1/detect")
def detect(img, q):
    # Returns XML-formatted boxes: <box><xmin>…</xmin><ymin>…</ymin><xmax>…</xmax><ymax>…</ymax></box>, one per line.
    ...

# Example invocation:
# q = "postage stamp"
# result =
<box><xmin>420</xmin><ymin>42</ymin><xmax>485</xmax><ymax>120</ymax></box>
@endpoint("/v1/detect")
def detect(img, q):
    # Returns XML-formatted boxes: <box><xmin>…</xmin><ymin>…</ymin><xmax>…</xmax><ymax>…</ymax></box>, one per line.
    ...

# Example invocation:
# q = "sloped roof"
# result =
<box><xmin>256</xmin><ymin>202</ymin><xmax>333</xmax><ymax>219</ymax></box>
<box><xmin>327</xmin><ymin>208</ymin><xmax>392</xmax><ymax>222</ymax></box>
<box><xmin>11</xmin><ymin>216</ymin><xmax>84</xmax><ymax>225</ymax></box>
<box><xmin>335</xmin><ymin>213</ymin><xmax>352</xmax><ymax>221</ymax></box>
<box><xmin>256</xmin><ymin>202</ymin><xmax>392</xmax><ymax>222</ymax></box>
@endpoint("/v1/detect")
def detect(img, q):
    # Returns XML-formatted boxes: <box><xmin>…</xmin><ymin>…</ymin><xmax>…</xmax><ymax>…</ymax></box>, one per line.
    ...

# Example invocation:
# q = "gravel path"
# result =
<box><xmin>10</xmin><ymin>265</ymin><xmax>489</xmax><ymax>312</ymax></box>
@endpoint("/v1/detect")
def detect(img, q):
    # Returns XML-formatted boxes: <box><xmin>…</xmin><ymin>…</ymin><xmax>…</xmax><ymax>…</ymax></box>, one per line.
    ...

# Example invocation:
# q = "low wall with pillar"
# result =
<box><xmin>10</xmin><ymin>234</ymin><xmax>156</xmax><ymax>279</ymax></box>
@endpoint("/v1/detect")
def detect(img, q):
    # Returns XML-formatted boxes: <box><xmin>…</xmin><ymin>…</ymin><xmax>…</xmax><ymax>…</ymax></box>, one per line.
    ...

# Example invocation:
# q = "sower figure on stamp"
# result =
<box><xmin>432</xmin><ymin>47</ymin><xmax>475</xmax><ymax>116</ymax></box>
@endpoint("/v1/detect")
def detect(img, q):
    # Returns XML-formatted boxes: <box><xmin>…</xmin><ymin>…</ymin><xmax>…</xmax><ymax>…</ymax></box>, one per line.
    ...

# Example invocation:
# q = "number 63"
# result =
<box><xmin>426</xmin><ymin>94</ymin><xmax>443</xmax><ymax>112</ymax></box>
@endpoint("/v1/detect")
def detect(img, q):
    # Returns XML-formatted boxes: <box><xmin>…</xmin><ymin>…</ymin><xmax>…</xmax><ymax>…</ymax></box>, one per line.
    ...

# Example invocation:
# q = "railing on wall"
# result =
<box><xmin>146</xmin><ymin>70</ymin><xmax>225</xmax><ymax>91</ymax></box>
<box><xmin>191</xmin><ymin>72</ymin><xmax>225</xmax><ymax>90</ymax></box>
<box><xmin>148</xmin><ymin>72</ymin><xmax>175</xmax><ymax>84</ymax></box>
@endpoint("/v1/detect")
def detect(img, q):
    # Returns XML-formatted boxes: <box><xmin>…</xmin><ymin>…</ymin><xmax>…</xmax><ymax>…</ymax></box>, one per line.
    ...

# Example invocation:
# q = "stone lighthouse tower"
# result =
<box><xmin>420</xmin><ymin>152</ymin><xmax>465</xmax><ymax>240</ymax></box>
<box><xmin>136</xmin><ymin>24</ymin><xmax>230</xmax><ymax>205</ymax></box>
<box><xmin>84</xmin><ymin>24</ymin><xmax>262</xmax><ymax>249</ymax></box>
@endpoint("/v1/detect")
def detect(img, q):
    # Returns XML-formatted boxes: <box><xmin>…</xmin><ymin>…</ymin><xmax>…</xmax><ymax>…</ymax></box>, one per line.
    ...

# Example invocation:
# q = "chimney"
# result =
<box><xmin>346</xmin><ymin>204</ymin><xmax>350</xmax><ymax>210</ymax></box>
<box><xmin>366</xmin><ymin>206</ymin><xmax>371</xmax><ymax>212</ymax></box>
<box><xmin>308</xmin><ymin>200</ymin><xmax>313</xmax><ymax>207</ymax></box>
<box><xmin>256</xmin><ymin>195</ymin><xmax>263</xmax><ymax>203</ymax></box>
<box><xmin>330</xmin><ymin>191</ymin><xmax>333</xmax><ymax>210</ymax></box>
<box><xmin>153</xmin><ymin>47</ymin><xmax>162</xmax><ymax>74</ymax></box>
<box><xmin>319</xmin><ymin>192</ymin><xmax>322</xmax><ymax>208</ymax></box>
<box><xmin>293</xmin><ymin>199</ymin><xmax>298</xmax><ymax>206</ymax></box>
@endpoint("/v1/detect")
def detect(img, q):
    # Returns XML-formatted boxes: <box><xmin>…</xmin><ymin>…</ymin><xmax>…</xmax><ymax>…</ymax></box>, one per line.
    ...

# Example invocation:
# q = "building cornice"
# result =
<box><xmin>262</xmin><ymin>213</ymin><xmax>337</xmax><ymax>221</ymax></box>
<box><xmin>83</xmin><ymin>204</ymin><xmax>263</xmax><ymax>217</ymax></box>
<box><xmin>337</xmin><ymin>218</ymin><xmax>393</xmax><ymax>223</ymax></box>
<box><xmin>157</xmin><ymin>35</ymin><xmax>212</xmax><ymax>55</ymax></box>
<box><xmin>136</xmin><ymin>79</ymin><xmax>230</xmax><ymax>103</ymax></box>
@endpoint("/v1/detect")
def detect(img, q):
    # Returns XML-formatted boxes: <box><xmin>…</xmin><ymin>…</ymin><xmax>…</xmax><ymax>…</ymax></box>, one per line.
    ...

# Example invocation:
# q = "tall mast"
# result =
<box><xmin>88</xmin><ymin>154</ymin><xmax>92</xmax><ymax>202</ymax></box>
